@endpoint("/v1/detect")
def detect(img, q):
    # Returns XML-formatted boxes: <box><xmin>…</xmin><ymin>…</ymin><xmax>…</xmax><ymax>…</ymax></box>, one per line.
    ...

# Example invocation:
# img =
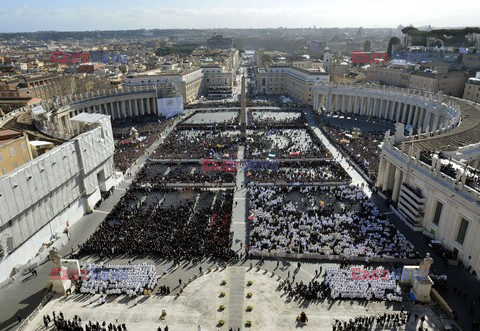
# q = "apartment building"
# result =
<box><xmin>202</xmin><ymin>64</ymin><xmax>234</xmax><ymax>99</ymax></box>
<box><xmin>409</xmin><ymin>71</ymin><xmax>467</xmax><ymax>97</ymax></box>
<box><xmin>0</xmin><ymin>129</ymin><xmax>33</xmax><ymax>176</ymax></box>
<box><xmin>366</xmin><ymin>67</ymin><xmax>412</xmax><ymax>87</ymax></box>
<box><xmin>365</xmin><ymin>66</ymin><xmax>467</xmax><ymax>97</ymax></box>
<box><xmin>0</xmin><ymin>74</ymin><xmax>75</xmax><ymax>113</ymax></box>
<box><xmin>463</xmin><ymin>77</ymin><xmax>480</xmax><ymax>103</ymax></box>
<box><xmin>462</xmin><ymin>52</ymin><xmax>480</xmax><ymax>69</ymax></box>
<box><xmin>124</xmin><ymin>67</ymin><xmax>204</xmax><ymax>104</ymax></box>
<box><xmin>257</xmin><ymin>65</ymin><xmax>330</xmax><ymax>105</ymax></box>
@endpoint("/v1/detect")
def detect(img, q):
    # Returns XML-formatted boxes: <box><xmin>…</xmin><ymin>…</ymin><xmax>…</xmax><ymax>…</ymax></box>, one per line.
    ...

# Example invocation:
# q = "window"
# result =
<box><xmin>432</xmin><ymin>201</ymin><xmax>443</xmax><ymax>225</ymax></box>
<box><xmin>24</xmin><ymin>156</ymin><xmax>30</xmax><ymax>163</ymax></box>
<box><xmin>456</xmin><ymin>218</ymin><xmax>469</xmax><ymax>245</ymax></box>
<box><xmin>10</xmin><ymin>147</ymin><xmax>15</xmax><ymax>157</ymax></box>
<box><xmin>0</xmin><ymin>152</ymin><xmax>2</xmax><ymax>161</ymax></box>
<box><xmin>21</xmin><ymin>142</ymin><xmax>26</xmax><ymax>151</ymax></box>
<box><xmin>13</xmin><ymin>162</ymin><xmax>18</xmax><ymax>169</ymax></box>
<box><xmin>1</xmin><ymin>167</ymin><xmax>6</xmax><ymax>174</ymax></box>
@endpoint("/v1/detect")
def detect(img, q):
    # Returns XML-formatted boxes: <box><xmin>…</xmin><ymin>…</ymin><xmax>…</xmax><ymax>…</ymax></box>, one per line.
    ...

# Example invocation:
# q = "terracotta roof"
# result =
<box><xmin>0</xmin><ymin>129</ymin><xmax>22</xmax><ymax>143</ymax></box>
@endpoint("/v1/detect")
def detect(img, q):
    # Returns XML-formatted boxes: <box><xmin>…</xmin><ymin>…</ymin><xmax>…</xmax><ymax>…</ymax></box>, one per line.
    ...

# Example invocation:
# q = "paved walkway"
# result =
<box><xmin>231</xmin><ymin>146</ymin><xmax>247</xmax><ymax>253</ymax></box>
<box><xmin>304</xmin><ymin>108</ymin><xmax>372</xmax><ymax>196</ymax></box>
<box><xmin>227</xmin><ymin>266</ymin><xmax>246</xmax><ymax>329</ymax></box>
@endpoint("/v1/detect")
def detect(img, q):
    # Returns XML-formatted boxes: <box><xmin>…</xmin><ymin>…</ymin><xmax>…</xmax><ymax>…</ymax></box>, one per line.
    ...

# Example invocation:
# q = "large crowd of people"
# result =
<box><xmin>320</xmin><ymin>124</ymin><xmax>383</xmax><ymax>182</ymax></box>
<box><xmin>43</xmin><ymin>312</ymin><xmax>128</xmax><ymax>331</ymax></box>
<box><xmin>249</xmin><ymin>110</ymin><xmax>306</xmax><ymax>127</ymax></box>
<box><xmin>246</xmin><ymin>160</ymin><xmax>351</xmax><ymax>184</ymax></box>
<box><xmin>81</xmin><ymin>187</ymin><xmax>235</xmax><ymax>260</ymax></box>
<box><xmin>246</xmin><ymin>129</ymin><xmax>331</xmax><ymax>159</ymax></box>
<box><xmin>332</xmin><ymin>312</ymin><xmax>408</xmax><ymax>331</ymax></box>
<box><xmin>281</xmin><ymin>266</ymin><xmax>402</xmax><ymax>302</ymax></box>
<box><xmin>113</xmin><ymin>117</ymin><xmax>172</xmax><ymax>172</ymax></box>
<box><xmin>153</xmin><ymin>129</ymin><xmax>240</xmax><ymax>159</ymax></box>
<box><xmin>135</xmin><ymin>162</ymin><xmax>235</xmax><ymax>185</ymax></box>
<box><xmin>249</xmin><ymin>185</ymin><xmax>419</xmax><ymax>259</ymax></box>
<box><xmin>79</xmin><ymin>263</ymin><xmax>157</xmax><ymax>296</ymax></box>
<box><xmin>324</xmin><ymin>267</ymin><xmax>402</xmax><ymax>301</ymax></box>
<box><xmin>179</xmin><ymin>109</ymin><xmax>239</xmax><ymax>128</ymax></box>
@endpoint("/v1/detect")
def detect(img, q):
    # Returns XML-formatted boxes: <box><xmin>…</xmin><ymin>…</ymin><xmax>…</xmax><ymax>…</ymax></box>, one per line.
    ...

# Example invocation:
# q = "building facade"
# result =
<box><xmin>408</xmin><ymin>71</ymin><xmax>467</xmax><ymax>97</ymax></box>
<box><xmin>366</xmin><ymin>67</ymin><xmax>411</xmax><ymax>87</ymax></box>
<box><xmin>0</xmin><ymin>129</ymin><xmax>33</xmax><ymax>175</ymax></box>
<box><xmin>463</xmin><ymin>77</ymin><xmax>480</xmax><ymax>103</ymax></box>
<box><xmin>0</xmin><ymin>113</ymin><xmax>116</xmax><ymax>282</ymax></box>
<box><xmin>257</xmin><ymin>65</ymin><xmax>330</xmax><ymax>105</ymax></box>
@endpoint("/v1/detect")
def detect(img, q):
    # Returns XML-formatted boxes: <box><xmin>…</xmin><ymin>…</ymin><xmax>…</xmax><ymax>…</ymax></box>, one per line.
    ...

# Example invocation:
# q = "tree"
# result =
<box><xmin>387</xmin><ymin>37</ymin><xmax>401</xmax><ymax>57</ymax></box>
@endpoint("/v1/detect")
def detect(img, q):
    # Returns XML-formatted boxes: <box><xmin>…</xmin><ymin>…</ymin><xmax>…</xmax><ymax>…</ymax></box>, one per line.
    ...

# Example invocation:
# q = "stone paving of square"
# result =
<box><xmin>24</xmin><ymin>267</ymin><xmax>442</xmax><ymax>331</ymax></box>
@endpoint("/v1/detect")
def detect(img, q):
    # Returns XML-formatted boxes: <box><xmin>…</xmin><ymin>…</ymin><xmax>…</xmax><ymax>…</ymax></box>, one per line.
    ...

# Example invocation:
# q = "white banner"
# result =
<box><xmin>157</xmin><ymin>96</ymin><xmax>184</xmax><ymax>118</ymax></box>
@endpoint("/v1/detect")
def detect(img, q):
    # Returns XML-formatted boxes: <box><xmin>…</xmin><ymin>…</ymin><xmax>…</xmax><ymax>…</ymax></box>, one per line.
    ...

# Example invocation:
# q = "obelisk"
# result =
<box><xmin>240</xmin><ymin>75</ymin><xmax>246</xmax><ymax>138</ymax></box>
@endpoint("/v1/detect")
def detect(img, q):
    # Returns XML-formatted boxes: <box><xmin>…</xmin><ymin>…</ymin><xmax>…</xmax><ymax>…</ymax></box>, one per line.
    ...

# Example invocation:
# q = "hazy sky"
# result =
<box><xmin>1</xmin><ymin>0</ymin><xmax>479</xmax><ymax>32</ymax></box>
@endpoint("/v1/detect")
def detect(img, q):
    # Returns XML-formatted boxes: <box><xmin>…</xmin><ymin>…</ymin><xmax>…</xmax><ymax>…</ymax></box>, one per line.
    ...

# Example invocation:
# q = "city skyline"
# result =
<box><xmin>0</xmin><ymin>0</ymin><xmax>479</xmax><ymax>33</ymax></box>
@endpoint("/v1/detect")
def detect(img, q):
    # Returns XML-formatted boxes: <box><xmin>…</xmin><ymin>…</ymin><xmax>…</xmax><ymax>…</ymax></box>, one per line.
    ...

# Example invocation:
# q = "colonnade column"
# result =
<box><xmin>147</xmin><ymin>98</ymin><xmax>152</xmax><ymax>114</ymax></box>
<box><xmin>109</xmin><ymin>103</ymin><xmax>115</xmax><ymax>120</ymax></box>
<box><xmin>121</xmin><ymin>101</ymin><xmax>127</xmax><ymax>118</ymax></box>
<box><xmin>412</xmin><ymin>106</ymin><xmax>419</xmax><ymax>129</ymax></box>
<box><xmin>383</xmin><ymin>100</ymin><xmax>389</xmax><ymax>119</ymax></box>
<box><xmin>432</xmin><ymin>115</ymin><xmax>440</xmax><ymax>132</ymax></box>
<box><xmin>423</xmin><ymin>111</ymin><xmax>431</xmax><ymax>131</ymax></box>
<box><xmin>133</xmin><ymin>99</ymin><xmax>139</xmax><ymax>116</ymax></box>
<box><xmin>401</xmin><ymin>104</ymin><xmax>408</xmax><ymax>123</ymax></box>
<box><xmin>395</xmin><ymin>103</ymin><xmax>401</xmax><ymax>122</ymax></box>
<box><xmin>140</xmin><ymin>99</ymin><xmax>145</xmax><ymax>115</ymax></box>
<box><xmin>407</xmin><ymin>105</ymin><xmax>414</xmax><ymax>125</ymax></box>
<box><xmin>382</xmin><ymin>160</ymin><xmax>392</xmax><ymax>192</ymax></box>
<box><xmin>390</xmin><ymin>101</ymin><xmax>396</xmax><ymax>121</ymax></box>
<box><xmin>341</xmin><ymin>95</ymin><xmax>346</xmax><ymax>113</ymax></box>
<box><xmin>376</xmin><ymin>155</ymin><xmax>386</xmax><ymax>188</ymax></box>
<box><xmin>392</xmin><ymin>167</ymin><xmax>403</xmax><ymax>202</ymax></box>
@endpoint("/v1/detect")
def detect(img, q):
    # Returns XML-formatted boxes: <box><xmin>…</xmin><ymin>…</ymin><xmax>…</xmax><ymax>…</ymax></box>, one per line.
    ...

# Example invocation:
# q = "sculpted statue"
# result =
<box><xmin>418</xmin><ymin>253</ymin><xmax>433</xmax><ymax>280</ymax></box>
<box><xmin>49</xmin><ymin>247</ymin><xmax>62</xmax><ymax>269</ymax></box>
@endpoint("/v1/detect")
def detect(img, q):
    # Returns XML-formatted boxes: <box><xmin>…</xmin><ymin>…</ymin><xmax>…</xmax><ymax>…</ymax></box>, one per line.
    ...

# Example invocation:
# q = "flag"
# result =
<box><xmin>248</xmin><ymin>212</ymin><xmax>255</xmax><ymax>221</ymax></box>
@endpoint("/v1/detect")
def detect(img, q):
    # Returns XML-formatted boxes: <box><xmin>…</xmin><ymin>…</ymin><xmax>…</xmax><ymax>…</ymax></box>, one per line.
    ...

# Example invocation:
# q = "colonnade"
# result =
<box><xmin>313</xmin><ymin>84</ymin><xmax>460</xmax><ymax>135</ymax></box>
<box><xmin>55</xmin><ymin>96</ymin><xmax>157</xmax><ymax>135</ymax></box>
<box><xmin>316</xmin><ymin>92</ymin><xmax>443</xmax><ymax>133</ymax></box>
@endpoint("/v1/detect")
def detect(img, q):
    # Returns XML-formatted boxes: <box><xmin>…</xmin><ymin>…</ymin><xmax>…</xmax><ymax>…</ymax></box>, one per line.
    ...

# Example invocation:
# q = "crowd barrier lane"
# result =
<box><xmin>250</xmin><ymin>251</ymin><xmax>422</xmax><ymax>265</ymax></box>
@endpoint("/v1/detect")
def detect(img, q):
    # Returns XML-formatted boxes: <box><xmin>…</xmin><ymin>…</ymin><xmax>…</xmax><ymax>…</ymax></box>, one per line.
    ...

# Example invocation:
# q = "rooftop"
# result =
<box><xmin>0</xmin><ymin>128</ymin><xmax>22</xmax><ymax>144</ymax></box>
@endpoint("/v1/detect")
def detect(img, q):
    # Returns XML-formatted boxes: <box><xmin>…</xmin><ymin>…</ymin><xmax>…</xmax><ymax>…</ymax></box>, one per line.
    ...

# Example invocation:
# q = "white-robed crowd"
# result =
<box><xmin>249</xmin><ymin>185</ymin><xmax>418</xmax><ymax>259</ymax></box>
<box><xmin>324</xmin><ymin>267</ymin><xmax>403</xmax><ymax>301</ymax></box>
<box><xmin>79</xmin><ymin>262</ymin><xmax>157</xmax><ymax>296</ymax></box>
